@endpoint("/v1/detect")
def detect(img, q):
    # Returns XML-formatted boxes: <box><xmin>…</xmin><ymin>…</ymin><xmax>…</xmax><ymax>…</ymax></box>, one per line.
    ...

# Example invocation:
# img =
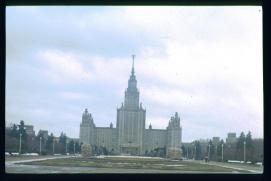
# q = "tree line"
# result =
<box><xmin>181</xmin><ymin>131</ymin><xmax>263</xmax><ymax>163</ymax></box>
<box><xmin>5</xmin><ymin>120</ymin><xmax>81</xmax><ymax>155</ymax></box>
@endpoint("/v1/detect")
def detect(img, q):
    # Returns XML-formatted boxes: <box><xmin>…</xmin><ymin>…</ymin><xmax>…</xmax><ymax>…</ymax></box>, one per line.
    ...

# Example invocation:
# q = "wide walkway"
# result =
<box><xmin>184</xmin><ymin>159</ymin><xmax>263</xmax><ymax>174</ymax></box>
<box><xmin>5</xmin><ymin>155</ymin><xmax>79</xmax><ymax>173</ymax></box>
<box><xmin>6</xmin><ymin>155</ymin><xmax>76</xmax><ymax>164</ymax></box>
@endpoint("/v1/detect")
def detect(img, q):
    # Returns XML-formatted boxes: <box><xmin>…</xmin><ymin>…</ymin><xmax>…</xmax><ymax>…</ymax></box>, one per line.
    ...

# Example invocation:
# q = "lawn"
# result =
<box><xmin>20</xmin><ymin>156</ymin><xmax>251</xmax><ymax>173</ymax></box>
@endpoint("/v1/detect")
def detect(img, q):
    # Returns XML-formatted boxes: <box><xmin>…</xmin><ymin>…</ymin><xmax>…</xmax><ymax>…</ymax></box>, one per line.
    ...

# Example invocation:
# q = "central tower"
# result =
<box><xmin>124</xmin><ymin>55</ymin><xmax>139</xmax><ymax>109</ymax></box>
<box><xmin>116</xmin><ymin>55</ymin><xmax>146</xmax><ymax>155</ymax></box>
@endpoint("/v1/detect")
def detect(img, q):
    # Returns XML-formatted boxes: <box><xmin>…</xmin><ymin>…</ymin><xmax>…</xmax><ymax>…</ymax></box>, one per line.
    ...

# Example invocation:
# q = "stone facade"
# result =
<box><xmin>38</xmin><ymin>130</ymin><xmax>48</xmax><ymax>140</ymax></box>
<box><xmin>226</xmin><ymin>132</ymin><xmax>237</xmax><ymax>143</ymax></box>
<box><xmin>25</xmin><ymin>125</ymin><xmax>35</xmax><ymax>136</ymax></box>
<box><xmin>212</xmin><ymin>137</ymin><xmax>220</xmax><ymax>145</ymax></box>
<box><xmin>80</xmin><ymin>58</ymin><xmax>182</xmax><ymax>158</ymax></box>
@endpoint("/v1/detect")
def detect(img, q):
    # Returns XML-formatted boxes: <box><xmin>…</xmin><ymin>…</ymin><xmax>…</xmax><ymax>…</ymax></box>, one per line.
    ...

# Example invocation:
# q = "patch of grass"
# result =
<box><xmin>20</xmin><ymin>156</ymin><xmax>246</xmax><ymax>173</ymax></box>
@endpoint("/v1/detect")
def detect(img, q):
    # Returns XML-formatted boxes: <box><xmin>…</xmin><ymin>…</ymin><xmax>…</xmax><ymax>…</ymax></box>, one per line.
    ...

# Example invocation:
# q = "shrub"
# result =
<box><xmin>81</xmin><ymin>143</ymin><xmax>92</xmax><ymax>158</ymax></box>
<box><xmin>167</xmin><ymin>148</ymin><xmax>182</xmax><ymax>159</ymax></box>
<box><xmin>41</xmin><ymin>151</ymin><xmax>47</xmax><ymax>155</ymax></box>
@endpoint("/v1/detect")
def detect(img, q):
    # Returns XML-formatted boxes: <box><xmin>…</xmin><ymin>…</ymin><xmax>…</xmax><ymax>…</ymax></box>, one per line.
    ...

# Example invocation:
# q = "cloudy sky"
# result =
<box><xmin>6</xmin><ymin>6</ymin><xmax>262</xmax><ymax>142</ymax></box>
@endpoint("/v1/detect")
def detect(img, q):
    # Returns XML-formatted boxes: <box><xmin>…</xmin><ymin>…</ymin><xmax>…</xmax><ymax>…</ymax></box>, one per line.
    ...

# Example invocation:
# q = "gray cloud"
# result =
<box><xmin>6</xmin><ymin>6</ymin><xmax>262</xmax><ymax>141</ymax></box>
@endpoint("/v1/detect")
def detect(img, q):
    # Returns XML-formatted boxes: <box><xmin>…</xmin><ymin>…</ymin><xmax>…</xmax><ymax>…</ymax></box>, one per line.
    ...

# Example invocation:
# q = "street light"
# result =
<box><xmin>39</xmin><ymin>137</ymin><xmax>42</xmax><ymax>155</ymax></box>
<box><xmin>73</xmin><ymin>141</ymin><xmax>75</xmax><ymax>155</ymax></box>
<box><xmin>244</xmin><ymin>141</ymin><xmax>246</xmax><ymax>163</ymax></box>
<box><xmin>208</xmin><ymin>144</ymin><xmax>211</xmax><ymax>161</ymax></box>
<box><xmin>53</xmin><ymin>137</ymin><xmax>55</xmax><ymax>155</ymax></box>
<box><xmin>222</xmin><ymin>143</ymin><xmax>224</xmax><ymax>162</ymax></box>
<box><xmin>66</xmin><ymin>141</ymin><xmax>68</xmax><ymax>155</ymax></box>
<box><xmin>32</xmin><ymin>137</ymin><xmax>34</xmax><ymax>152</ymax></box>
<box><xmin>194</xmin><ymin>146</ymin><xmax>196</xmax><ymax>160</ymax></box>
<box><xmin>191</xmin><ymin>144</ymin><xmax>194</xmax><ymax>159</ymax></box>
<box><xmin>19</xmin><ymin>133</ymin><xmax>22</xmax><ymax>155</ymax></box>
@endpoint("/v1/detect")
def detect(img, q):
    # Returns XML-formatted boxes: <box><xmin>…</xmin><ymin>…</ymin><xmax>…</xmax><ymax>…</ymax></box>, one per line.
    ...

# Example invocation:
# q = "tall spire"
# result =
<box><xmin>127</xmin><ymin>54</ymin><xmax>137</xmax><ymax>91</ymax></box>
<box><xmin>131</xmin><ymin>54</ymin><xmax>135</xmax><ymax>75</ymax></box>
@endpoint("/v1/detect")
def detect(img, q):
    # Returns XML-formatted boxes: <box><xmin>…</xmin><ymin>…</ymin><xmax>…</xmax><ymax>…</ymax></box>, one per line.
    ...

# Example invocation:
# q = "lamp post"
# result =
<box><xmin>32</xmin><ymin>137</ymin><xmax>34</xmax><ymax>152</ymax></box>
<box><xmin>102</xmin><ymin>140</ymin><xmax>105</xmax><ymax>155</ymax></box>
<box><xmin>66</xmin><ymin>141</ymin><xmax>68</xmax><ymax>155</ymax></box>
<box><xmin>191</xmin><ymin>144</ymin><xmax>194</xmax><ymax>159</ymax></box>
<box><xmin>194</xmin><ymin>146</ymin><xmax>196</xmax><ymax>160</ymax></box>
<box><xmin>39</xmin><ymin>137</ymin><xmax>42</xmax><ymax>155</ymax></box>
<box><xmin>53</xmin><ymin>137</ymin><xmax>55</xmax><ymax>155</ymax></box>
<box><xmin>244</xmin><ymin>141</ymin><xmax>246</xmax><ymax>163</ymax></box>
<box><xmin>19</xmin><ymin>133</ymin><xmax>22</xmax><ymax>155</ymax></box>
<box><xmin>73</xmin><ymin>141</ymin><xmax>75</xmax><ymax>155</ymax></box>
<box><xmin>208</xmin><ymin>144</ymin><xmax>211</xmax><ymax>161</ymax></box>
<box><xmin>222</xmin><ymin>143</ymin><xmax>224</xmax><ymax>162</ymax></box>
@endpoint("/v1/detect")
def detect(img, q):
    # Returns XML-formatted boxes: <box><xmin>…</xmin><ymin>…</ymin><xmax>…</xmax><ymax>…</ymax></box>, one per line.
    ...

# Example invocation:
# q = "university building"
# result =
<box><xmin>80</xmin><ymin>57</ymin><xmax>182</xmax><ymax>157</ymax></box>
